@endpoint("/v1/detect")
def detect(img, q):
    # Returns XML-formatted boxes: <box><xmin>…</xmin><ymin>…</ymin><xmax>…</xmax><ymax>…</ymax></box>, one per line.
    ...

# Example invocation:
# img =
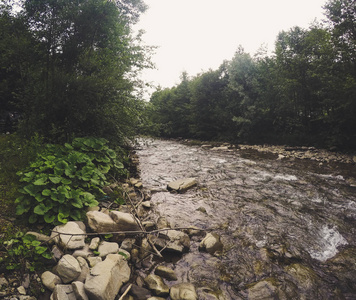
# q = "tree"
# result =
<box><xmin>7</xmin><ymin>0</ymin><xmax>149</xmax><ymax>143</ymax></box>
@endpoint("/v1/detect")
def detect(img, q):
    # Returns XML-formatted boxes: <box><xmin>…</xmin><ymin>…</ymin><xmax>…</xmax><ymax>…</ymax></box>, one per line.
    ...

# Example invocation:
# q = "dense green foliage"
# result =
<box><xmin>147</xmin><ymin>0</ymin><xmax>356</xmax><ymax>150</ymax></box>
<box><xmin>15</xmin><ymin>137</ymin><xmax>125</xmax><ymax>225</ymax></box>
<box><xmin>0</xmin><ymin>0</ymin><xmax>150</xmax><ymax>143</ymax></box>
<box><xmin>0</xmin><ymin>232</ymin><xmax>52</xmax><ymax>272</ymax></box>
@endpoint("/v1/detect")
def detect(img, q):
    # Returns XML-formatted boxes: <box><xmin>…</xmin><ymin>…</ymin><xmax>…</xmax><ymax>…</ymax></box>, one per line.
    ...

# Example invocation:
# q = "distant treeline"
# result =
<box><xmin>145</xmin><ymin>0</ymin><xmax>356</xmax><ymax>150</ymax></box>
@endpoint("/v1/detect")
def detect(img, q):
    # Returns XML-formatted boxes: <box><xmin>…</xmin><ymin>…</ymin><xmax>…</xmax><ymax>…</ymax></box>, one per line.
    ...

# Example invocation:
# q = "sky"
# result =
<box><xmin>134</xmin><ymin>0</ymin><xmax>327</xmax><ymax>97</ymax></box>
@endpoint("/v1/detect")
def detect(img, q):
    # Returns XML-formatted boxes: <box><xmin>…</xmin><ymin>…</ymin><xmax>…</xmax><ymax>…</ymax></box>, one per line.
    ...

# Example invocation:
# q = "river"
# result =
<box><xmin>136</xmin><ymin>138</ymin><xmax>356</xmax><ymax>299</ymax></box>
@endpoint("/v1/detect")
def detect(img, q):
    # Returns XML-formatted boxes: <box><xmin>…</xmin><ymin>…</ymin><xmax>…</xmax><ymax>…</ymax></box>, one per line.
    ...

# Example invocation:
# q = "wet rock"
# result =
<box><xmin>52</xmin><ymin>284</ymin><xmax>76</xmax><ymax>300</ymax></box>
<box><xmin>144</xmin><ymin>275</ymin><xmax>169</xmax><ymax>297</ymax></box>
<box><xmin>154</xmin><ymin>265</ymin><xmax>178</xmax><ymax>281</ymax></box>
<box><xmin>154</xmin><ymin>230</ymin><xmax>190</xmax><ymax>253</ymax></box>
<box><xmin>89</xmin><ymin>237</ymin><xmax>101</xmax><ymax>250</ymax></box>
<box><xmin>97</xmin><ymin>241</ymin><xmax>119</xmax><ymax>257</ymax></box>
<box><xmin>147</xmin><ymin>297</ymin><xmax>166</xmax><ymax>300</ymax></box>
<box><xmin>86</xmin><ymin>211</ymin><xmax>120</xmax><ymax>233</ymax></box>
<box><xmin>84</xmin><ymin>254</ymin><xmax>130</xmax><ymax>300</ymax></box>
<box><xmin>247</xmin><ymin>279</ymin><xmax>280</xmax><ymax>300</ymax></box>
<box><xmin>56</xmin><ymin>254</ymin><xmax>81</xmax><ymax>284</ymax></box>
<box><xmin>285</xmin><ymin>263</ymin><xmax>317</xmax><ymax>291</ymax></box>
<box><xmin>109</xmin><ymin>211</ymin><xmax>141</xmax><ymax>231</ymax></box>
<box><xmin>170</xmin><ymin>283</ymin><xmax>198</xmax><ymax>300</ymax></box>
<box><xmin>167</xmin><ymin>178</ymin><xmax>197</xmax><ymax>192</ymax></box>
<box><xmin>199</xmin><ymin>233</ymin><xmax>223</xmax><ymax>255</ymax></box>
<box><xmin>41</xmin><ymin>271</ymin><xmax>62</xmax><ymax>291</ymax></box>
<box><xmin>72</xmin><ymin>281</ymin><xmax>88</xmax><ymax>300</ymax></box>
<box><xmin>121</xmin><ymin>283</ymin><xmax>151</xmax><ymax>300</ymax></box>
<box><xmin>326</xmin><ymin>247</ymin><xmax>356</xmax><ymax>291</ymax></box>
<box><xmin>51</xmin><ymin>222</ymin><xmax>86</xmax><ymax>250</ymax></box>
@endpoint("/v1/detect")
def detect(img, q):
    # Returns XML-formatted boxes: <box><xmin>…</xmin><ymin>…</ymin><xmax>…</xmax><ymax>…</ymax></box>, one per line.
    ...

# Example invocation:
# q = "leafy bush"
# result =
<box><xmin>0</xmin><ymin>232</ymin><xmax>52</xmax><ymax>272</ymax></box>
<box><xmin>15</xmin><ymin>137</ymin><xmax>126</xmax><ymax>225</ymax></box>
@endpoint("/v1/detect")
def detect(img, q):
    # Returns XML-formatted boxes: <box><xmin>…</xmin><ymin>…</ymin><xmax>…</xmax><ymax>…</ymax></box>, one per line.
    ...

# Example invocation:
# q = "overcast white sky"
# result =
<box><xmin>134</xmin><ymin>0</ymin><xmax>327</xmax><ymax>96</ymax></box>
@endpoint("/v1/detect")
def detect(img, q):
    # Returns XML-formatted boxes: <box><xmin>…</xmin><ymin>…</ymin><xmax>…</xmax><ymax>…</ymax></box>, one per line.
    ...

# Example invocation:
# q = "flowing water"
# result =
<box><xmin>136</xmin><ymin>138</ymin><xmax>356</xmax><ymax>299</ymax></box>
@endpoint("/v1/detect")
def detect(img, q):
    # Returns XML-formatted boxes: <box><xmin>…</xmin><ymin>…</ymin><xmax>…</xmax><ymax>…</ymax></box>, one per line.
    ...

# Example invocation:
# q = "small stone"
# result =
<box><xmin>17</xmin><ymin>286</ymin><xmax>26</xmax><ymax>295</ymax></box>
<box><xmin>98</xmin><ymin>241</ymin><xmax>119</xmax><ymax>257</ymax></box>
<box><xmin>144</xmin><ymin>275</ymin><xmax>169</xmax><ymax>297</ymax></box>
<box><xmin>142</xmin><ymin>201</ymin><xmax>151</xmax><ymax>208</ymax></box>
<box><xmin>199</xmin><ymin>232</ymin><xmax>223</xmax><ymax>255</ymax></box>
<box><xmin>170</xmin><ymin>283</ymin><xmax>198</xmax><ymax>300</ymax></box>
<box><xmin>41</xmin><ymin>271</ymin><xmax>62</xmax><ymax>291</ymax></box>
<box><xmin>87</xmin><ymin>256</ymin><xmax>102</xmax><ymax>268</ymax></box>
<box><xmin>89</xmin><ymin>237</ymin><xmax>100</xmax><ymax>250</ymax></box>
<box><xmin>167</xmin><ymin>178</ymin><xmax>197</xmax><ymax>193</ymax></box>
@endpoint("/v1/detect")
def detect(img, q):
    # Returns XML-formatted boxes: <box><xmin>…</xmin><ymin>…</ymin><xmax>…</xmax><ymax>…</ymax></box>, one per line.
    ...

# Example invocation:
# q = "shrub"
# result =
<box><xmin>15</xmin><ymin>137</ymin><xmax>126</xmax><ymax>225</ymax></box>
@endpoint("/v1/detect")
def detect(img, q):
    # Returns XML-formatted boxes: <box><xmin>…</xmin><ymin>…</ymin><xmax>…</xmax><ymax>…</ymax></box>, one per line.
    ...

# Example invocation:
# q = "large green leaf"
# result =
<box><xmin>70</xmin><ymin>197</ymin><xmax>83</xmax><ymax>208</ymax></box>
<box><xmin>33</xmin><ymin>176</ymin><xmax>48</xmax><ymax>186</ymax></box>
<box><xmin>57</xmin><ymin>213</ymin><xmax>68</xmax><ymax>224</ymax></box>
<box><xmin>23</xmin><ymin>184</ymin><xmax>40</xmax><ymax>197</ymax></box>
<box><xmin>49</xmin><ymin>176</ymin><xmax>62</xmax><ymax>184</ymax></box>
<box><xmin>44</xmin><ymin>214</ymin><xmax>56</xmax><ymax>223</ymax></box>
<box><xmin>34</xmin><ymin>203</ymin><xmax>48</xmax><ymax>215</ymax></box>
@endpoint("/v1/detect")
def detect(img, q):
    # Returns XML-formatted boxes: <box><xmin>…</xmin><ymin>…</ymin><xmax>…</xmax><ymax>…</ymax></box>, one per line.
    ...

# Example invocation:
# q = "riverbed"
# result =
<box><xmin>136</xmin><ymin>138</ymin><xmax>356</xmax><ymax>299</ymax></box>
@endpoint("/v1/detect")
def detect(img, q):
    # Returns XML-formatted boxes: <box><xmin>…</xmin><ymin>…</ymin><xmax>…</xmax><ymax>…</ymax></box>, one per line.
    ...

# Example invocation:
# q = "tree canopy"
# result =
<box><xmin>0</xmin><ymin>0</ymin><xmax>150</xmax><ymax>143</ymax></box>
<box><xmin>146</xmin><ymin>0</ymin><xmax>356</xmax><ymax>150</ymax></box>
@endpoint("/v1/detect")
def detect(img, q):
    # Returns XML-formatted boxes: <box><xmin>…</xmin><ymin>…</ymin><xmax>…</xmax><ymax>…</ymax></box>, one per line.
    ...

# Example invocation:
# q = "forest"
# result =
<box><xmin>145</xmin><ymin>0</ymin><xmax>356</xmax><ymax>150</ymax></box>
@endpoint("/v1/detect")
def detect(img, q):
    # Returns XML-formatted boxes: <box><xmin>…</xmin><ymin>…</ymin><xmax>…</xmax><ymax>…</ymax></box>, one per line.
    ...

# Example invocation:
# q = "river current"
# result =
<box><xmin>136</xmin><ymin>138</ymin><xmax>356</xmax><ymax>299</ymax></box>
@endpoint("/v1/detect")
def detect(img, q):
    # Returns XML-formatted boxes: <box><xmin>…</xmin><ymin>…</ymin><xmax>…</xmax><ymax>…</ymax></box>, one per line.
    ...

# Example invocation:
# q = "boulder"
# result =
<box><xmin>170</xmin><ymin>283</ymin><xmax>198</xmax><ymax>300</ymax></box>
<box><xmin>84</xmin><ymin>254</ymin><xmax>131</xmax><ymax>300</ymax></box>
<box><xmin>52</xmin><ymin>284</ymin><xmax>76</xmax><ymax>300</ymax></box>
<box><xmin>199</xmin><ymin>233</ymin><xmax>223</xmax><ymax>255</ymax></box>
<box><xmin>56</xmin><ymin>255</ymin><xmax>81</xmax><ymax>284</ymax></box>
<box><xmin>167</xmin><ymin>178</ymin><xmax>197</xmax><ymax>192</ymax></box>
<box><xmin>109</xmin><ymin>211</ymin><xmax>140</xmax><ymax>231</ymax></box>
<box><xmin>97</xmin><ymin>241</ymin><xmax>119</xmax><ymax>257</ymax></box>
<box><xmin>154</xmin><ymin>266</ymin><xmax>177</xmax><ymax>281</ymax></box>
<box><xmin>154</xmin><ymin>230</ymin><xmax>190</xmax><ymax>254</ymax></box>
<box><xmin>41</xmin><ymin>271</ymin><xmax>62</xmax><ymax>291</ymax></box>
<box><xmin>86</xmin><ymin>211</ymin><xmax>120</xmax><ymax>233</ymax></box>
<box><xmin>144</xmin><ymin>275</ymin><xmax>169</xmax><ymax>297</ymax></box>
<box><xmin>51</xmin><ymin>222</ymin><xmax>86</xmax><ymax>250</ymax></box>
<box><xmin>72</xmin><ymin>281</ymin><xmax>89</xmax><ymax>300</ymax></box>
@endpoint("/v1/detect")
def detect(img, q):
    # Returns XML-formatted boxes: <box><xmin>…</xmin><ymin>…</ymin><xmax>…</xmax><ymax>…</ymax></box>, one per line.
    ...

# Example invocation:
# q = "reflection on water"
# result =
<box><xmin>136</xmin><ymin>138</ymin><xmax>356</xmax><ymax>299</ymax></box>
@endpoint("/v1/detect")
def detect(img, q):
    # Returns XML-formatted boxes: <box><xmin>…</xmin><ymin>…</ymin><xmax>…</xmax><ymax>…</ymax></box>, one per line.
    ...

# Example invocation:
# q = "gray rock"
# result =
<box><xmin>170</xmin><ymin>283</ymin><xmax>198</xmax><ymax>300</ymax></box>
<box><xmin>72</xmin><ymin>281</ymin><xmax>88</xmax><ymax>300</ymax></box>
<box><xmin>155</xmin><ymin>265</ymin><xmax>177</xmax><ymax>281</ymax></box>
<box><xmin>76</xmin><ymin>257</ymin><xmax>90</xmax><ymax>283</ymax></box>
<box><xmin>84</xmin><ymin>254</ymin><xmax>131</xmax><ymax>300</ymax></box>
<box><xmin>51</xmin><ymin>222</ymin><xmax>86</xmax><ymax>250</ymax></box>
<box><xmin>86</xmin><ymin>211</ymin><xmax>120</xmax><ymax>233</ymax></box>
<box><xmin>0</xmin><ymin>277</ymin><xmax>9</xmax><ymax>289</ymax></box>
<box><xmin>154</xmin><ymin>230</ymin><xmax>190</xmax><ymax>253</ymax></box>
<box><xmin>41</xmin><ymin>271</ymin><xmax>62</xmax><ymax>291</ymax></box>
<box><xmin>167</xmin><ymin>178</ymin><xmax>197</xmax><ymax>192</ymax></box>
<box><xmin>97</xmin><ymin>241</ymin><xmax>119</xmax><ymax>257</ymax></box>
<box><xmin>89</xmin><ymin>237</ymin><xmax>101</xmax><ymax>250</ymax></box>
<box><xmin>52</xmin><ymin>245</ymin><xmax>64</xmax><ymax>261</ymax></box>
<box><xmin>17</xmin><ymin>286</ymin><xmax>26</xmax><ymax>295</ymax></box>
<box><xmin>72</xmin><ymin>244</ymin><xmax>92</xmax><ymax>259</ymax></box>
<box><xmin>52</xmin><ymin>284</ymin><xmax>76</xmax><ymax>300</ymax></box>
<box><xmin>87</xmin><ymin>256</ymin><xmax>102</xmax><ymax>268</ymax></box>
<box><xmin>142</xmin><ymin>201</ymin><xmax>151</xmax><ymax>208</ymax></box>
<box><xmin>109</xmin><ymin>211</ymin><xmax>140</xmax><ymax>231</ymax></box>
<box><xmin>199</xmin><ymin>233</ymin><xmax>223</xmax><ymax>255</ymax></box>
<box><xmin>144</xmin><ymin>275</ymin><xmax>169</xmax><ymax>297</ymax></box>
<box><xmin>56</xmin><ymin>255</ymin><xmax>81</xmax><ymax>284</ymax></box>
<box><xmin>147</xmin><ymin>298</ymin><xmax>166</xmax><ymax>300</ymax></box>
